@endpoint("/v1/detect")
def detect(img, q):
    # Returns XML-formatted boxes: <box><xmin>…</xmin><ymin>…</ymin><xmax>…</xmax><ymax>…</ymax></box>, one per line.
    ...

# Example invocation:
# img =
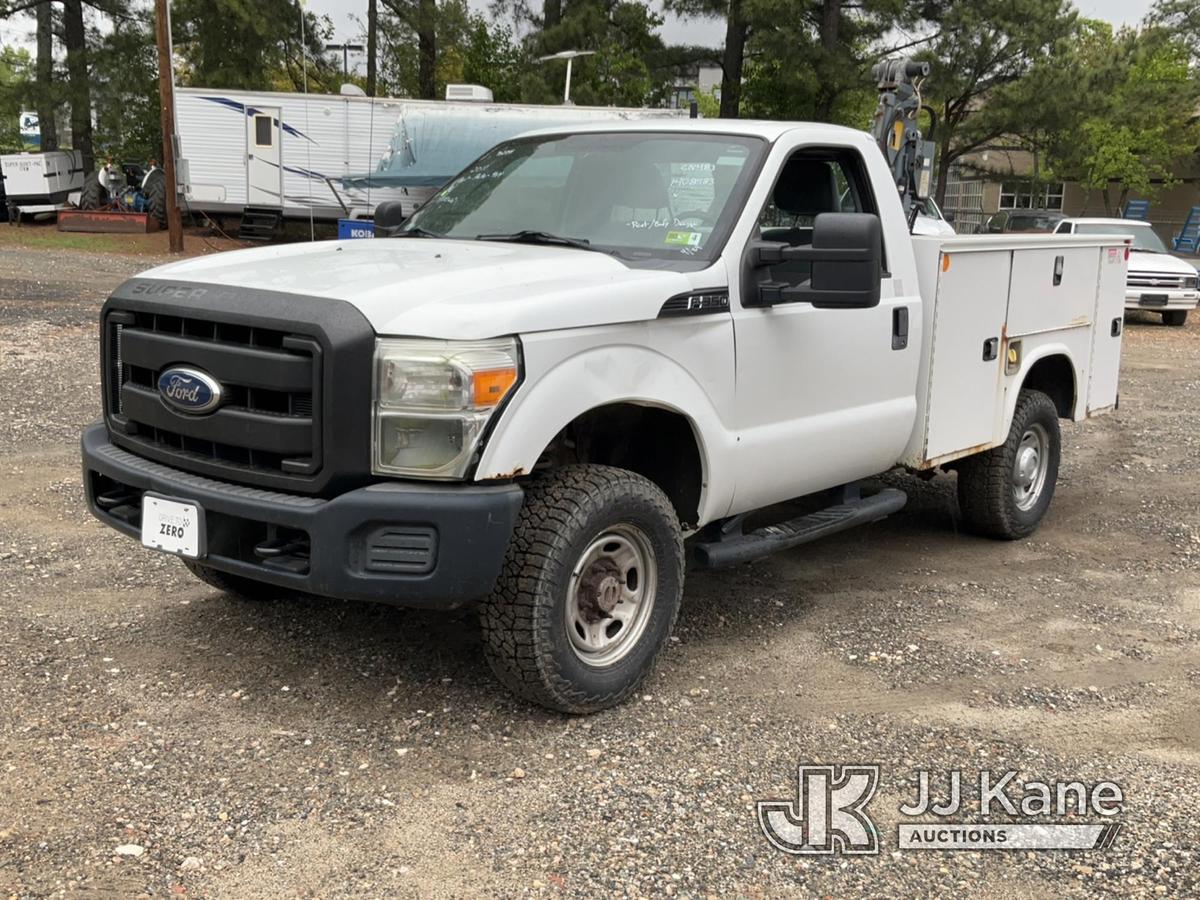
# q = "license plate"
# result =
<box><xmin>141</xmin><ymin>494</ymin><xmax>206</xmax><ymax>559</ymax></box>
<box><xmin>1140</xmin><ymin>294</ymin><xmax>1169</xmax><ymax>307</ymax></box>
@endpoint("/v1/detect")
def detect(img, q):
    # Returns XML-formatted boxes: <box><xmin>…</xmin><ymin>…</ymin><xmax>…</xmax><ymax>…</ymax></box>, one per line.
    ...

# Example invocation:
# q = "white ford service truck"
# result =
<box><xmin>83</xmin><ymin>117</ymin><xmax>1128</xmax><ymax>712</ymax></box>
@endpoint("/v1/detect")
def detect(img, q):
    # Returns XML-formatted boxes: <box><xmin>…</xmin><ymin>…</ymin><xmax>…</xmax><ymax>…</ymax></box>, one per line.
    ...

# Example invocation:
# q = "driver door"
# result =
<box><xmin>725</xmin><ymin>140</ymin><xmax>921</xmax><ymax>515</ymax></box>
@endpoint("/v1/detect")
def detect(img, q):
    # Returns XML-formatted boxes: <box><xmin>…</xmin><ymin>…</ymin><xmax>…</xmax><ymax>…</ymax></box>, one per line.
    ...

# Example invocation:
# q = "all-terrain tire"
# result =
<box><xmin>1163</xmin><ymin>310</ymin><xmax>1188</xmax><ymax>327</ymax></box>
<box><xmin>956</xmin><ymin>389</ymin><xmax>1061</xmax><ymax>540</ymax></box>
<box><xmin>142</xmin><ymin>168</ymin><xmax>168</xmax><ymax>228</ymax></box>
<box><xmin>479</xmin><ymin>465</ymin><xmax>684</xmax><ymax>714</ymax></box>
<box><xmin>182</xmin><ymin>559</ymin><xmax>290</xmax><ymax>601</ymax></box>
<box><xmin>80</xmin><ymin>172</ymin><xmax>107</xmax><ymax>210</ymax></box>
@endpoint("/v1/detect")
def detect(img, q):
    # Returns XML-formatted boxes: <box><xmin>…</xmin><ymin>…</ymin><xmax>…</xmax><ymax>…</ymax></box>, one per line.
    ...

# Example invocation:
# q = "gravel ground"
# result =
<box><xmin>1</xmin><ymin>235</ymin><xmax>1199</xmax><ymax>898</ymax></box>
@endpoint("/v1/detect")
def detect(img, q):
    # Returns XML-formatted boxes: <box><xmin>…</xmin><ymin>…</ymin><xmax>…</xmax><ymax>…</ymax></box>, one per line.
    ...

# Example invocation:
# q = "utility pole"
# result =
<box><xmin>325</xmin><ymin>42</ymin><xmax>365</xmax><ymax>78</ymax></box>
<box><xmin>154</xmin><ymin>0</ymin><xmax>184</xmax><ymax>253</ymax></box>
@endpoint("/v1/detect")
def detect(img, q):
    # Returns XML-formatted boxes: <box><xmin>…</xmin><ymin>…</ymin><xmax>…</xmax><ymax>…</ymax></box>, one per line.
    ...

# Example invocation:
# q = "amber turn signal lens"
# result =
<box><xmin>473</xmin><ymin>368</ymin><xmax>518</xmax><ymax>407</ymax></box>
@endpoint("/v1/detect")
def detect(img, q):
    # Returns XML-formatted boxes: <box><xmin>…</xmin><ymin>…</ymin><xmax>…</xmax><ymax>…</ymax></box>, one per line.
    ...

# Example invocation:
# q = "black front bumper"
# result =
<box><xmin>82</xmin><ymin>423</ymin><xmax>523</xmax><ymax>608</ymax></box>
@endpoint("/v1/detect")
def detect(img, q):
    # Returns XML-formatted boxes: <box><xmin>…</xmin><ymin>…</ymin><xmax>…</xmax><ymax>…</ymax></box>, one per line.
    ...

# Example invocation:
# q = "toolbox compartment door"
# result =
<box><xmin>921</xmin><ymin>248</ymin><xmax>1011</xmax><ymax>462</ymax></box>
<box><xmin>1087</xmin><ymin>245</ymin><xmax>1127</xmax><ymax>413</ymax></box>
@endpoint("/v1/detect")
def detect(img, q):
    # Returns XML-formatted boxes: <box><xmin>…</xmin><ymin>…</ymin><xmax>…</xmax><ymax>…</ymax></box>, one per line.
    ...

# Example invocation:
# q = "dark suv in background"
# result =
<box><xmin>984</xmin><ymin>209</ymin><xmax>1066</xmax><ymax>234</ymax></box>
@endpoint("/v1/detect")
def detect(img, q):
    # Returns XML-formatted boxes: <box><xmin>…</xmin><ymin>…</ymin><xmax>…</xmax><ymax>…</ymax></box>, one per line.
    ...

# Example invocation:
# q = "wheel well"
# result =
<box><xmin>1022</xmin><ymin>354</ymin><xmax>1076</xmax><ymax>418</ymax></box>
<box><xmin>535</xmin><ymin>404</ymin><xmax>703</xmax><ymax>528</ymax></box>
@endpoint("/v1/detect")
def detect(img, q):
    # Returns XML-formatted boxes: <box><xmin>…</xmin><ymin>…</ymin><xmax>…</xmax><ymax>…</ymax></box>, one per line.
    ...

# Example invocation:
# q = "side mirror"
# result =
<box><xmin>747</xmin><ymin>212</ymin><xmax>882</xmax><ymax>309</ymax></box>
<box><xmin>374</xmin><ymin>200</ymin><xmax>406</xmax><ymax>236</ymax></box>
<box><xmin>942</xmin><ymin>210</ymin><xmax>956</xmax><ymax>224</ymax></box>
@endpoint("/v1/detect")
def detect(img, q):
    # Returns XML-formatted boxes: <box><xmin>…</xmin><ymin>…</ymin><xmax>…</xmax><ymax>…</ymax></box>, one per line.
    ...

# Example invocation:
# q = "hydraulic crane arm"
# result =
<box><xmin>870</xmin><ymin>57</ymin><xmax>937</xmax><ymax>226</ymax></box>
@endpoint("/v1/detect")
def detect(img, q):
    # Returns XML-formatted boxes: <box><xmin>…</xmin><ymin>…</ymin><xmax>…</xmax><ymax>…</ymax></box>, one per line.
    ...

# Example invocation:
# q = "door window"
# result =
<box><xmin>254</xmin><ymin>115</ymin><xmax>274</xmax><ymax>148</ymax></box>
<box><xmin>755</xmin><ymin>148</ymin><xmax>882</xmax><ymax>287</ymax></box>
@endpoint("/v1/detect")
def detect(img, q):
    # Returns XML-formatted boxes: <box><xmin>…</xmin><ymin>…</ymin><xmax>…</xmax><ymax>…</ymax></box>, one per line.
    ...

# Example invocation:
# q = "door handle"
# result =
<box><xmin>892</xmin><ymin>306</ymin><xmax>909</xmax><ymax>350</ymax></box>
<box><xmin>1111</xmin><ymin>317</ymin><xmax>1122</xmax><ymax>337</ymax></box>
<box><xmin>983</xmin><ymin>337</ymin><xmax>999</xmax><ymax>361</ymax></box>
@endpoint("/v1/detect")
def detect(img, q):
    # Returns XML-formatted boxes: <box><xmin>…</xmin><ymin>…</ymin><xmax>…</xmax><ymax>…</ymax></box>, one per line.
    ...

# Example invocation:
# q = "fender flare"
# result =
<box><xmin>1003</xmin><ymin>341</ymin><xmax>1083</xmax><ymax>430</ymax></box>
<box><xmin>475</xmin><ymin>345</ymin><xmax>735</xmax><ymax>524</ymax></box>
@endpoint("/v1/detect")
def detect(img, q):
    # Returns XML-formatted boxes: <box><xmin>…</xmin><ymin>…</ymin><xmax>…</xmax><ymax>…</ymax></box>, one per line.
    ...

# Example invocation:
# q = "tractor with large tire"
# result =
<box><xmin>79</xmin><ymin>161</ymin><xmax>168</xmax><ymax>229</ymax></box>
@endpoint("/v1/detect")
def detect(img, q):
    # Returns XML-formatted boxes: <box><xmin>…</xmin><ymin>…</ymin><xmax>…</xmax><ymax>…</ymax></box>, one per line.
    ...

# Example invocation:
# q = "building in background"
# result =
<box><xmin>669</xmin><ymin>65</ymin><xmax>721</xmax><ymax>111</ymax></box>
<box><xmin>940</xmin><ymin>144</ymin><xmax>1199</xmax><ymax>247</ymax></box>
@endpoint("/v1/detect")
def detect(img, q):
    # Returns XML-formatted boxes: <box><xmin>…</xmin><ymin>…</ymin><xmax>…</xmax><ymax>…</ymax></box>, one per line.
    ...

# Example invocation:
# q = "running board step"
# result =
<box><xmin>693</xmin><ymin>488</ymin><xmax>908</xmax><ymax>569</ymax></box>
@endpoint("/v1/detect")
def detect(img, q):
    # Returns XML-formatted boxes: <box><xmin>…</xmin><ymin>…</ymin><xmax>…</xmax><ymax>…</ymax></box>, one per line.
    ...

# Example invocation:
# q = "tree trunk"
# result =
<box><xmin>367</xmin><ymin>0</ymin><xmax>378</xmax><ymax>96</ymax></box>
<box><xmin>62</xmin><ymin>0</ymin><xmax>93</xmax><ymax>171</ymax></box>
<box><xmin>820</xmin><ymin>0</ymin><xmax>839</xmax><ymax>48</ymax></box>
<box><xmin>935</xmin><ymin>129</ymin><xmax>953</xmax><ymax>207</ymax></box>
<box><xmin>719</xmin><ymin>0</ymin><xmax>746</xmax><ymax>118</ymax></box>
<box><xmin>35</xmin><ymin>0</ymin><xmax>58</xmax><ymax>151</ymax></box>
<box><xmin>813</xmin><ymin>0</ymin><xmax>841</xmax><ymax>121</ymax></box>
<box><xmin>417</xmin><ymin>0</ymin><xmax>436</xmax><ymax>100</ymax></box>
<box><xmin>544</xmin><ymin>0</ymin><xmax>561</xmax><ymax>29</ymax></box>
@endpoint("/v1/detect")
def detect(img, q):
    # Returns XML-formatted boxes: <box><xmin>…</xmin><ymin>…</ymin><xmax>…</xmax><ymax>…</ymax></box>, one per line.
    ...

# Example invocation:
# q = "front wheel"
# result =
<box><xmin>956</xmin><ymin>389</ymin><xmax>1061</xmax><ymax>540</ymax></box>
<box><xmin>1163</xmin><ymin>310</ymin><xmax>1188</xmax><ymax>327</ymax></box>
<box><xmin>480</xmin><ymin>465</ymin><xmax>684</xmax><ymax>714</ymax></box>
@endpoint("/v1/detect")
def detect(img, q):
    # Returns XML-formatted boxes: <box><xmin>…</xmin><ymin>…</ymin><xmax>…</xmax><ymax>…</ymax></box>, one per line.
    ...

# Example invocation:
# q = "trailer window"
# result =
<box><xmin>254</xmin><ymin>115</ymin><xmax>274</xmax><ymax>148</ymax></box>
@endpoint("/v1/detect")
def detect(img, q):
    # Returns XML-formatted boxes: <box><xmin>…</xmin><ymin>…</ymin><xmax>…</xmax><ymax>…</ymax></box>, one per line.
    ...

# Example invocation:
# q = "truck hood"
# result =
<box><xmin>135</xmin><ymin>239</ymin><xmax>698</xmax><ymax>338</ymax></box>
<box><xmin>1127</xmin><ymin>251</ymin><xmax>1198</xmax><ymax>277</ymax></box>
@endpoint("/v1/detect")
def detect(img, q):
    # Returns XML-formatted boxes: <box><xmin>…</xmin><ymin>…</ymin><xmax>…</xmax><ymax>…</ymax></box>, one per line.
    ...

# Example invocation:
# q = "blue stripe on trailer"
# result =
<box><xmin>199</xmin><ymin>96</ymin><xmax>318</xmax><ymax>144</ymax></box>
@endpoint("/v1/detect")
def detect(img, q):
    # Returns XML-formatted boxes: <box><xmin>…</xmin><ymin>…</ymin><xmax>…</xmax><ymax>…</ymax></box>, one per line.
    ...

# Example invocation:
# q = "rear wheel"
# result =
<box><xmin>79</xmin><ymin>172</ymin><xmax>107</xmax><ymax>210</ymax></box>
<box><xmin>142</xmin><ymin>168</ymin><xmax>168</xmax><ymax>228</ymax></box>
<box><xmin>956</xmin><ymin>389</ymin><xmax>1061</xmax><ymax>540</ymax></box>
<box><xmin>182</xmin><ymin>559</ymin><xmax>290</xmax><ymax>601</ymax></box>
<box><xmin>480</xmin><ymin>465</ymin><xmax>684</xmax><ymax>713</ymax></box>
<box><xmin>1163</xmin><ymin>310</ymin><xmax>1188</xmax><ymax>327</ymax></box>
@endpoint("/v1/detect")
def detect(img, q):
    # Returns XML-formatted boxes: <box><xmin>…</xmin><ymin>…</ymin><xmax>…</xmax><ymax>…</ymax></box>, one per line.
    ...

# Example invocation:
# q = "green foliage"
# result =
<box><xmin>1150</xmin><ymin>0</ymin><xmax>1200</xmax><ymax>62</ymax></box>
<box><xmin>172</xmin><ymin>0</ymin><xmax>341</xmax><ymax>92</ymax></box>
<box><xmin>1041</xmin><ymin>23</ymin><xmax>1200</xmax><ymax>211</ymax></box>
<box><xmin>0</xmin><ymin>45</ymin><xmax>33</xmax><ymax>152</ymax></box>
<box><xmin>478</xmin><ymin>0</ymin><xmax>668</xmax><ymax>107</ymax></box>
<box><xmin>90</xmin><ymin>12</ymin><xmax>161</xmax><ymax>164</ymax></box>
<box><xmin>919</xmin><ymin>0</ymin><xmax>1079</xmax><ymax>201</ymax></box>
<box><xmin>378</xmin><ymin>0</ymin><xmax>530</xmax><ymax>101</ymax></box>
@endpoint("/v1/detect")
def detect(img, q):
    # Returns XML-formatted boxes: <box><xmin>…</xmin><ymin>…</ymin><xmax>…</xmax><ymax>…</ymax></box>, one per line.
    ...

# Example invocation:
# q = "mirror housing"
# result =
<box><xmin>374</xmin><ymin>201</ymin><xmax>406</xmax><ymax>236</ymax></box>
<box><xmin>748</xmin><ymin>212</ymin><xmax>882</xmax><ymax>309</ymax></box>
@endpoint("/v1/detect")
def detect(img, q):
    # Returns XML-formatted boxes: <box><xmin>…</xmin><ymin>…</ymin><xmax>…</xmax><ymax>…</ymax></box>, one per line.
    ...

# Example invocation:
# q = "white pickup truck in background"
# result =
<box><xmin>1054</xmin><ymin>217</ymin><xmax>1199</xmax><ymax>327</ymax></box>
<box><xmin>82</xmin><ymin>113</ymin><xmax>1129</xmax><ymax>712</ymax></box>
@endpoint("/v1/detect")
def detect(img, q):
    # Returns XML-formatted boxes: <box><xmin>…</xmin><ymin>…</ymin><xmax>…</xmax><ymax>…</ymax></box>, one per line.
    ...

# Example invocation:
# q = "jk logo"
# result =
<box><xmin>757</xmin><ymin>764</ymin><xmax>880</xmax><ymax>855</ymax></box>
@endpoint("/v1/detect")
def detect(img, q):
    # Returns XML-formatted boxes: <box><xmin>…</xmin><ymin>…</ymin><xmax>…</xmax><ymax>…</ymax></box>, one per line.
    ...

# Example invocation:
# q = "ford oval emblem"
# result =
<box><xmin>158</xmin><ymin>367</ymin><xmax>223</xmax><ymax>415</ymax></box>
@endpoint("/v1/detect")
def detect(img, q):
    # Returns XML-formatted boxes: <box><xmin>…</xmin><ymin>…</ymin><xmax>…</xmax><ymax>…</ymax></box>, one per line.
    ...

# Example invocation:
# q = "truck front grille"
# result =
<box><xmin>105</xmin><ymin>310</ymin><xmax>322</xmax><ymax>481</ymax></box>
<box><xmin>1128</xmin><ymin>273</ymin><xmax>1195</xmax><ymax>290</ymax></box>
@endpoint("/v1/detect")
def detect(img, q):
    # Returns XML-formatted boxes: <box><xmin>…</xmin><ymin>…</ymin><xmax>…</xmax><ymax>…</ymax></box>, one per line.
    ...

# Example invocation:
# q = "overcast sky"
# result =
<box><xmin>304</xmin><ymin>0</ymin><xmax>1157</xmax><ymax>49</ymax></box>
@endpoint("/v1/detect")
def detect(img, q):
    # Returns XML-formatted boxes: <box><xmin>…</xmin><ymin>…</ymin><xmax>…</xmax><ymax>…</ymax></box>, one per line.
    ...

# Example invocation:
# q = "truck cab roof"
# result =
<box><xmin>515</xmin><ymin>118</ymin><xmax>874</xmax><ymax>145</ymax></box>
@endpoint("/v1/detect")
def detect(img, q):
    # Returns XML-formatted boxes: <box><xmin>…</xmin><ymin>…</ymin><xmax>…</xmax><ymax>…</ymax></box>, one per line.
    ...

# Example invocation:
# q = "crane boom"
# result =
<box><xmin>871</xmin><ymin>57</ymin><xmax>937</xmax><ymax>224</ymax></box>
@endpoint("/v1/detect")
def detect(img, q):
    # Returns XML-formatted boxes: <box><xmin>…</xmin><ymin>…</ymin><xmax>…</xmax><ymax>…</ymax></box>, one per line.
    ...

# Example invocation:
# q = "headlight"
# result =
<box><xmin>372</xmin><ymin>337</ymin><xmax>520</xmax><ymax>479</ymax></box>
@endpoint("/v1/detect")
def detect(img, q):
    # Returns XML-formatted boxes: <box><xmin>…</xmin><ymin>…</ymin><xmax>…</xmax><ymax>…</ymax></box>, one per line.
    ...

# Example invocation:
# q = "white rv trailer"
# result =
<box><xmin>173</xmin><ymin>86</ymin><xmax>686</xmax><ymax>222</ymax></box>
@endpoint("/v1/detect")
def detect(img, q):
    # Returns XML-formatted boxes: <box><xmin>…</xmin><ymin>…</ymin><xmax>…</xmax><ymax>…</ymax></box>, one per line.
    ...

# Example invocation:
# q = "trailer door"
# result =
<box><xmin>246</xmin><ymin>107</ymin><xmax>282</xmax><ymax>206</ymax></box>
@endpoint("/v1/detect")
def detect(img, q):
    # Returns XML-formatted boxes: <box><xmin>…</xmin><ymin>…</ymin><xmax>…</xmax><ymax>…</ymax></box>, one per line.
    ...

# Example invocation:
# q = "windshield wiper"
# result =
<box><xmin>476</xmin><ymin>230</ymin><xmax>596</xmax><ymax>252</ymax></box>
<box><xmin>1130</xmin><ymin>247</ymin><xmax>1163</xmax><ymax>253</ymax></box>
<box><xmin>394</xmin><ymin>225</ymin><xmax>442</xmax><ymax>239</ymax></box>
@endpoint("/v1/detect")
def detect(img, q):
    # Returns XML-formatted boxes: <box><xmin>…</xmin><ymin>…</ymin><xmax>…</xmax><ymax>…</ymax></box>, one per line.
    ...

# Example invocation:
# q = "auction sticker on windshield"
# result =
<box><xmin>141</xmin><ymin>494</ymin><xmax>205</xmax><ymax>559</ymax></box>
<box><xmin>665</xmin><ymin>230</ymin><xmax>702</xmax><ymax>247</ymax></box>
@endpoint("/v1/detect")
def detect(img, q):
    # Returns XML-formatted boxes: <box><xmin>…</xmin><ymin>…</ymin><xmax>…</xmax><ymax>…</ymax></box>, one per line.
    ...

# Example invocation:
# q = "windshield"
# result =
<box><xmin>399</xmin><ymin>132</ymin><xmax>764</xmax><ymax>261</ymax></box>
<box><xmin>1008</xmin><ymin>214</ymin><xmax>1062</xmax><ymax>232</ymax></box>
<box><xmin>1073</xmin><ymin>222</ymin><xmax>1169</xmax><ymax>253</ymax></box>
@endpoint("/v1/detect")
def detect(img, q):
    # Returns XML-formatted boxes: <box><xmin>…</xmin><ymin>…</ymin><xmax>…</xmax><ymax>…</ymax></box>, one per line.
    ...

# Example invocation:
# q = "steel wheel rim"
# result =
<box><xmin>566</xmin><ymin>524</ymin><xmax>657</xmax><ymax>667</ymax></box>
<box><xmin>1013</xmin><ymin>423</ymin><xmax>1050</xmax><ymax>511</ymax></box>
